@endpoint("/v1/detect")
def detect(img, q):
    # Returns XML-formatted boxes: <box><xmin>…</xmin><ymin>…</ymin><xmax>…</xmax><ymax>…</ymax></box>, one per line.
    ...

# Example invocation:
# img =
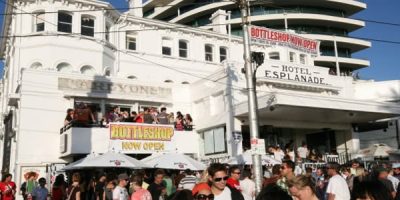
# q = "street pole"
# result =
<box><xmin>237</xmin><ymin>0</ymin><xmax>263</xmax><ymax>194</ymax></box>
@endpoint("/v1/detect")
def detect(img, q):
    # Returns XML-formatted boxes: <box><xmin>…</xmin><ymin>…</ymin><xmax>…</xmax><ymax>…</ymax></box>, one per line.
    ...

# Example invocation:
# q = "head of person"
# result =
<box><xmin>1</xmin><ymin>173</ymin><xmax>12</xmax><ymax>182</ymax></box>
<box><xmin>192</xmin><ymin>183</ymin><xmax>214</xmax><ymax>200</ymax></box>
<box><xmin>316</xmin><ymin>167</ymin><xmax>324</xmax><ymax>177</ymax></box>
<box><xmin>376</xmin><ymin>167</ymin><xmax>389</xmax><ymax>180</ymax></box>
<box><xmin>171</xmin><ymin>189</ymin><xmax>194</xmax><ymax>200</ymax></box>
<box><xmin>256</xmin><ymin>184</ymin><xmax>292</xmax><ymax>200</ymax></box>
<box><xmin>326</xmin><ymin>162</ymin><xmax>340</xmax><ymax>176</ymax></box>
<box><xmin>229</xmin><ymin>166</ymin><xmax>241</xmax><ymax>180</ymax></box>
<box><xmin>99</xmin><ymin>175</ymin><xmax>106</xmax><ymax>182</ymax></box>
<box><xmin>117</xmin><ymin>173</ymin><xmax>129</xmax><ymax>187</ymax></box>
<box><xmin>287</xmin><ymin>175</ymin><xmax>316</xmax><ymax>200</ymax></box>
<box><xmin>305</xmin><ymin>167</ymin><xmax>312</xmax><ymax>177</ymax></box>
<box><xmin>207</xmin><ymin>163</ymin><xmax>228</xmax><ymax>192</ymax></box>
<box><xmin>341</xmin><ymin>167</ymin><xmax>351</xmax><ymax>177</ymax></box>
<box><xmin>352</xmin><ymin>180</ymin><xmax>392</xmax><ymax>200</ymax></box>
<box><xmin>67</xmin><ymin>108</ymin><xmax>74</xmax><ymax>115</ymax></box>
<box><xmin>393</xmin><ymin>163</ymin><xmax>400</xmax><ymax>174</ymax></box>
<box><xmin>280</xmin><ymin>160</ymin><xmax>295</xmax><ymax>177</ymax></box>
<box><xmin>161</xmin><ymin>107</ymin><xmax>167</xmax><ymax>113</ymax></box>
<box><xmin>72</xmin><ymin>172</ymin><xmax>80</xmax><ymax>183</ymax></box>
<box><xmin>154</xmin><ymin>169</ymin><xmax>165</xmax><ymax>184</ymax></box>
<box><xmin>301</xmin><ymin>141</ymin><xmax>307</xmax><ymax>148</ymax></box>
<box><xmin>242</xmin><ymin>169</ymin><xmax>252</xmax><ymax>180</ymax></box>
<box><xmin>38</xmin><ymin>178</ymin><xmax>46</xmax><ymax>186</ymax></box>
<box><xmin>131</xmin><ymin>175</ymin><xmax>143</xmax><ymax>191</ymax></box>
<box><xmin>352</xmin><ymin>160</ymin><xmax>360</xmax><ymax>168</ymax></box>
<box><xmin>272</xmin><ymin>164</ymin><xmax>281</xmax><ymax>176</ymax></box>
<box><xmin>54</xmin><ymin>174</ymin><xmax>65</xmax><ymax>186</ymax></box>
<box><xmin>185</xmin><ymin>169</ymin><xmax>193</xmax><ymax>176</ymax></box>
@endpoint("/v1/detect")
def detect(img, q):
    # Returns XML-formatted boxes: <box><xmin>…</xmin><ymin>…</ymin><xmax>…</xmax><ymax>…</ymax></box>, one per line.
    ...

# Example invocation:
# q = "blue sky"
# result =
<box><xmin>0</xmin><ymin>0</ymin><xmax>398</xmax><ymax>81</ymax></box>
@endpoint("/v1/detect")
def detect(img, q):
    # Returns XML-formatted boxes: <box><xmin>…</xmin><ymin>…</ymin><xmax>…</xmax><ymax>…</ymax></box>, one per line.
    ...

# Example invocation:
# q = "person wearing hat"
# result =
<box><xmin>392</xmin><ymin>163</ymin><xmax>400</xmax><ymax>180</ymax></box>
<box><xmin>192</xmin><ymin>183</ymin><xmax>214</xmax><ymax>200</ymax></box>
<box><xmin>113</xmin><ymin>173</ymin><xmax>129</xmax><ymax>200</ymax></box>
<box><xmin>326</xmin><ymin>162</ymin><xmax>350</xmax><ymax>200</ymax></box>
<box><xmin>32</xmin><ymin>178</ymin><xmax>48</xmax><ymax>200</ymax></box>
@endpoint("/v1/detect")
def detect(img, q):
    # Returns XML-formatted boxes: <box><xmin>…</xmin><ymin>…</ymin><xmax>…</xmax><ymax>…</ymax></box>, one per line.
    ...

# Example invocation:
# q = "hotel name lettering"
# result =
<box><xmin>58</xmin><ymin>78</ymin><xmax>172</xmax><ymax>98</ymax></box>
<box><xmin>265</xmin><ymin>65</ymin><xmax>326</xmax><ymax>85</ymax></box>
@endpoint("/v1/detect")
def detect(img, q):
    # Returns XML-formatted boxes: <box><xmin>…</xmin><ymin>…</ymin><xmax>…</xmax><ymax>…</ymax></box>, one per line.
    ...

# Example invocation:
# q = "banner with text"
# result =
<box><xmin>250</xmin><ymin>26</ymin><xmax>320</xmax><ymax>56</ymax></box>
<box><xmin>109</xmin><ymin>123</ymin><xmax>176</xmax><ymax>153</ymax></box>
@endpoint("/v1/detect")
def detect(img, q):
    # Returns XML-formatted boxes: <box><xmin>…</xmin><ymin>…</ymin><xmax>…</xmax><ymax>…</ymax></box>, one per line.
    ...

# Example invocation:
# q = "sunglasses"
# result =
<box><xmin>213</xmin><ymin>176</ymin><xmax>229</xmax><ymax>182</ymax></box>
<box><xmin>195</xmin><ymin>194</ymin><xmax>214</xmax><ymax>200</ymax></box>
<box><xmin>233</xmin><ymin>171</ymin><xmax>241</xmax><ymax>174</ymax></box>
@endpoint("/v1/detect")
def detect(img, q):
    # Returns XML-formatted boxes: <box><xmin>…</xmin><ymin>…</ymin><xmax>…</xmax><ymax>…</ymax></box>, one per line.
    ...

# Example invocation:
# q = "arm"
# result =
<box><xmin>76</xmin><ymin>191</ymin><xmax>81</xmax><ymax>200</ymax></box>
<box><xmin>327</xmin><ymin>193</ymin><xmax>335</xmax><ymax>200</ymax></box>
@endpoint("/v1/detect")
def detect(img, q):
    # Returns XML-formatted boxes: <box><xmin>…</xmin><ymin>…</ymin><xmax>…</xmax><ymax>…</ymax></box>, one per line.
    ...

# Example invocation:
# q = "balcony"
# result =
<box><xmin>60</xmin><ymin>123</ymin><xmax>200</xmax><ymax>157</ymax></box>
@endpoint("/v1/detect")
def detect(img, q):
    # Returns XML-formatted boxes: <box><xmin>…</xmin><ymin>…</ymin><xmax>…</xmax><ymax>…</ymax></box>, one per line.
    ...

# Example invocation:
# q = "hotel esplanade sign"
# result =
<box><xmin>58</xmin><ymin>77</ymin><xmax>172</xmax><ymax>101</ymax></box>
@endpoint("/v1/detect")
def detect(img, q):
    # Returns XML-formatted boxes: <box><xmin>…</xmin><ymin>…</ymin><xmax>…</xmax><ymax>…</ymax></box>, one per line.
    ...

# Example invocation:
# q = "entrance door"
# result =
<box><xmin>306</xmin><ymin>130</ymin><xmax>336</xmax><ymax>154</ymax></box>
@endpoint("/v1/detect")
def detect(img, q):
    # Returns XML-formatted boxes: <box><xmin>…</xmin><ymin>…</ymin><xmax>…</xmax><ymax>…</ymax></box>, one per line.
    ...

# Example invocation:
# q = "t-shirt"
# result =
<box><xmin>240</xmin><ymin>178</ymin><xmax>255</xmax><ymax>200</ymax></box>
<box><xmin>326</xmin><ymin>174</ymin><xmax>350</xmax><ymax>200</ymax></box>
<box><xmin>274</xmin><ymin>151</ymin><xmax>285</xmax><ymax>161</ymax></box>
<box><xmin>112</xmin><ymin>186</ymin><xmax>128</xmax><ymax>200</ymax></box>
<box><xmin>215</xmin><ymin>187</ymin><xmax>232</xmax><ymax>200</ymax></box>
<box><xmin>297</xmin><ymin>147</ymin><xmax>308</xmax><ymax>159</ymax></box>
<box><xmin>32</xmin><ymin>186</ymin><xmax>49</xmax><ymax>200</ymax></box>
<box><xmin>226</xmin><ymin>178</ymin><xmax>240</xmax><ymax>191</ymax></box>
<box><xmin>131</xmin><ymin>188</ymin><xmax>152</xmax><ymax>200</ymax></box>
<box><xmin>0</xmin><ymin>181</ymin><xmax>16</xmax><ymax>200</ymax></box>
<box><xmin>95</xmin><ymin>182</ymin><xmax>105</xmax><ymax>200</ymax></box>
<box><xmin>178</xmin><ymin>175</ymin><xmax>197</xmax><ymax>190</ymax></box>
<box><xmin>147</xmin><ymin>182</ymin><xmax>165</xmax><ymax>200</ymax></box>
<box><xmin>157</xmin><ymin>112</ymin><xmax>169</xmax><ymax>124</ymax></box>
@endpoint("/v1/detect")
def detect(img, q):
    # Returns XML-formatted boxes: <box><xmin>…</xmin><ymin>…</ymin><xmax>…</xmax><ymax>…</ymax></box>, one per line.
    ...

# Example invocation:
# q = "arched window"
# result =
<box><xmin>164</xmin><ymin>80</ymin><xmax>173</xmax><ymax>83</ymax></box>
<box><xmin>34</xmin><ymin>12</ymin><xmax>45</xmax><ymax>32</ymax></box>
<box><xmin>179</xmin><ymin>40</ymin><xmax>188</xmax><ymax>58</ymax></box>
<box><xmin>181</xmin><ymin>81</ymin><xmax>190</xmax><ymax>85</ymax></box>
<box><xmin>162</xmin><ymin>37</ymin><xmax>173</xmax><ymax>56</ymax></box>
<box><xmin>80</xmin><ymin>65</ymin><xmax>96</xmax><ymax>75</ymax></box>
<box><xmin>127</xmin><ymin>75</ymin><xmax>137</xmax><ymax>79</ymax></box>
<box><xmin>81</xmin><ymin>15</ymin><xmax>95</xmax><ymax>37</ymax></box>
<box><xmin>269</xmin><ymin>52</ymin><xmax>280</xmax><ymax>60</ymax></box>
<box><xmin>30</xmin><ymin>62</ymin><xmax>43</xmax><ymax>69</ymax></box>
<box><xmin>205</xmin><ymin>44</ymin><xmax>213</xmax><ymax>62</ymax></box>
<box><xmin>56</xmin><ymin>62</ymin><xmax>72</xmax><ymax>72</ymax></box>
<box><xmin>57</xmin><ymin>11</ymin><xmax>72</xmax><ymax>33</ymax></box>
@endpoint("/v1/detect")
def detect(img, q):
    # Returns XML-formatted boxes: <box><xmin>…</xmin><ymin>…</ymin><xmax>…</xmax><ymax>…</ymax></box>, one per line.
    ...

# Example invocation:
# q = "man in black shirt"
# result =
<box><xmin>148</xmin><ymin>170</ymin><xmax>166</xmax><ymax>200</ymax></box>
<box><xmin>95</xmin><ymin>175</ymin><xmax>106</xmax><ymax>200</ymax></box>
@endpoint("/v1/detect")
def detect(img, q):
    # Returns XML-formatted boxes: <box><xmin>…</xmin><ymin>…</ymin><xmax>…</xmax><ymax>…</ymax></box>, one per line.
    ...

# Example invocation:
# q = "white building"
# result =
<box><xmin>0</xmin><ymin>0</ymin><xmax>399</xmax><ymax>192</ymax></box>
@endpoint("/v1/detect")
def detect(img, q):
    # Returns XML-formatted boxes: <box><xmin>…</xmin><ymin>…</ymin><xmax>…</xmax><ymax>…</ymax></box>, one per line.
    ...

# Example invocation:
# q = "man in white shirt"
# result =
<box><xmin>208</xmin><ymin>163</ymin><xmax>244</xmax><ymax>200</ymax></box>
<box><xmin>240</xmin><ymin>170</ymin><xmax>255</xmax><ymax>200</ymax></box>
<box><xmin>113</xmin><ymin>173</ymin><xmax>129</xmax><ymax>200</ymax></box>
<box><xmin>297</xmin><ymin>142</ymin><xmax>309</xmax><ymax>161</ymax></box>
<box><xmin>326</xmin><ymin>163</ymin><xmax>350</xmax><ymax>200</ymax></box>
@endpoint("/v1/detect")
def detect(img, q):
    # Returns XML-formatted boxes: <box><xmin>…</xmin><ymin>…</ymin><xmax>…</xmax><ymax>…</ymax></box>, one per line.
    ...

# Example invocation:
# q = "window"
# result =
<box><xmin>126</xmin><ymin>31</ymin><xmax>137</xmax><ymax>50</ymax></box>
<box><xmin>162</xmin><ymin>37</ymin><xmax>173</xmax><ymax>56</ymax></box>
<box><xmin>179</xmin><ymin>40</ymin><xmax>188</xmax><ymax>58</ymax></box>
<box><xmin>56</xmin><ymin>62</ymin><xmax>72</xmax><ymax>73</ymax></box>
<box><xmin>35</xmin><ymin>12</ymin><xmax>45</xmax><ymax>32</ymax></box>
<box><xmin>269</xmin><ymin>52</ymin><xmax>280</xmax><ymax>60</ymax></box>
<box><xmin>205</xmin><ymin>44</ymin><xmax>213</xmax><ymax>62</ymax></box>
<box><xmin>127</xmin><ymin>75</ymin><xmax>137</xmax><ymax>79</ymax></box>
<box><xmin>57</xmin><ymin>12</ymin><xmax>72</xmax><ymax>33</ymax></box>
<box><xmin>30</xmin><ymin>62</ymin><xmax>43</xmax><ymax>69</ymax></box>
<box><xmin>104</xmin><ymin>68</ymin><xmax>111</xmax><ymax>76</ymax></box>
<box><xmin>81</xmin><ymin>16</ymin><xmax>95</xmax><ymax>37</ymax></box>
<box><xmin>289</xmin><ymin>52</ymin><xmax>296</xmax><ymax>62</ymax></box>
<box><xmin>219</xmin><ymin>47</ymin><xmax>227</xmax><ymax>62</ymax></box>
<box><xmin>203</xmin><ymin>127</ymin><xmax>227</xmax><ymax>155</ymax></box>
<box><xmin>300</xmin><ymin>54</ymin><xmax>307</xmax><ymax>64</ymax></box>
<box><xmin>105</xmin><ymin>23</ymin><xmax>111</xmax><ymax>42</ymax></box>
<box><xmin>80</xmin><ymin>65</ymin><xmax>96</xmax><ymax>75</ymax></box>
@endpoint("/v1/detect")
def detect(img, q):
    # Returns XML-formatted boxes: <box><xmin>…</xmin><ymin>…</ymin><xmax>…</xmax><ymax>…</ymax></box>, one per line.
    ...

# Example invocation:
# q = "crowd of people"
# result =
<box><xmin>63</xmin><ymin>103</ymin><xmax>193</xmax><ymax>131</ymax></box>
<box><xmin>2</xmin><ymin>160</ymin><xmax>400</xmax><ymax>200</ymax></box>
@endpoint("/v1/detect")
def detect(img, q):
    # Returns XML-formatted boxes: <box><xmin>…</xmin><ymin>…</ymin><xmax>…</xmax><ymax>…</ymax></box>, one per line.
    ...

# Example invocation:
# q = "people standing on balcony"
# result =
<box><xmin>134</xmin><ymin>112</ymin><xmax>144</xmax><ymax>123</ymax></box>
<box><xmin>52</xmin><ymin>174</ymin><xmax>67</xmax><ymax>200</ymax></box>
<box><xmin>157</xmin><ymin>107</ymin><xmax>169</xmax><ymax>125</ymax></box>
<box><xmin>74</xmin><ymin>103</ymin><xmax>96</xmax><ymax>127</ymax></box>
<box><xmin>64</xmin><ymin>108</ymin><xmax>74</xmax><ymax>125</ymax></box>
<box><xmin>297</xmin><ymin>142</ymin><xmax>309</xmax><ymax>162</ymax></box>
<box><xmin>0</xmin><ymin>173</ymin><xmax>16</xmax><ymax>200</ymax></box>
<box><xmin>67</xmin><ymin>173</ymin><xmax>81</xmax><ymax>200</ymax></box>
<box><xmin>184</xmin><ymin>114</ymin><xmax>193</xmax><ymax>131</ymax></box>
<box><xmin>143</xmin><ymin>108</ymin><xmax>154</xmax><ymax>124</ymax></box>
<box><xmin>107</xmin><ymin>106</ymin><xmax>122</xmax><ymax>123</ymax></box>
<box><xmin>175</xmin><ymin>115</ymin><xmax>185</xmax><ymax>131</ymax></box>
<box><xmin>168</xmin><ymin>112</ymin><xmax>175</xmax><ymax>124</ymax></box>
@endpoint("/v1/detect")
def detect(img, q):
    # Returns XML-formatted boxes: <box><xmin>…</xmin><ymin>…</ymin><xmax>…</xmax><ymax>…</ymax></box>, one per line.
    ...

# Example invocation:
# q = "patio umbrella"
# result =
<box><xmin>227</xmin><ymin>151</ymin><xmax>282</xmax><ymax>166</ymax></box>
<box><xmin>357</xmin><ymin>143</ymin><xmax>392</xmax><ymax>158</ymax></box>
<box><xmin>63</xmin><ymin>151</ymin><xmax>149</xmax><ymax>170</ymax></box>
<box><xmin>143</xmin><ymin>152</ymin><xmax>206</xmax><ymax>170</ymax></box>
<box><xmin>62</xmin><ymin>153</ymin><xmax>97</xmax><ymax>171</ymax></box>
<box><xmin>140</xmin><ymin>152</ymin><xmax>165</xmax><ymax>162</ymax></box>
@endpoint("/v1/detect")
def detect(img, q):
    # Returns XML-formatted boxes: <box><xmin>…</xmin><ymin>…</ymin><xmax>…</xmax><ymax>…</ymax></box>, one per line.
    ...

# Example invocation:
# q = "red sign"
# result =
<box><xmin>250</xmin><ymin>26</ymin><xmax>320</xmax><ymax>56</ymax></box>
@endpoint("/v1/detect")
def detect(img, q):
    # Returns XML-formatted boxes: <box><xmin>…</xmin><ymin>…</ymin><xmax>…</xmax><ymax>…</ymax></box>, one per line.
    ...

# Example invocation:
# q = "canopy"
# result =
<box><xmin>226</xmin><ymin>151</ymin><xmax>282</xmax><ymax>166</ymax></box>
<box><xmin>143</xmin><ymin>152</ymin><xmax>206</xmax><ymax>170</ymax></box>
<box><xmin>63</xmin><ymin>151</ymin><xmax>149</xmax><ymax>170</ymax></box>
<box><xmin>356</xmin><ymin>143</ymin><xmax>393</xmax><ymax>159</ymax></box>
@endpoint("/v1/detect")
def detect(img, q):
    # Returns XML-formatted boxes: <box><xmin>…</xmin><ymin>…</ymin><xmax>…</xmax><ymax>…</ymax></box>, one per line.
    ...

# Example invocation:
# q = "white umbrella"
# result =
<box><xmin>357</xmin><ymin>143</ymin><xmax>392</xmax><ymax>158</ymax></box>
<box><xmin>144</xmin><ymin>152</ymin><xmax>206</xmax><ymax>170</ymax></box>
<box><xmin>141</xmin><ymin>152</ymin><xmax>165</xmax><ymax>162</ymax></box>
<box><xmin>63</xmin><ymin>153</ymin><xmax>97</xmax><ymax>171</ymax></box>
<box><xmin>227</xmin><ymin>151</ymin><xmax>281</xmax><ymax>166</ymax></box>
<box><xmin>63</xmin><ymin>151</ymin><xmax>149</xmax><ymax>170</ymax></box>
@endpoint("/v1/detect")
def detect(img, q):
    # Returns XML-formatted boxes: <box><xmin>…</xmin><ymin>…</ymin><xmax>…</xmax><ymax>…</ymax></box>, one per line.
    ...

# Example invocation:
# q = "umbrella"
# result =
<box><xmin>63</xmin><ymin>151</ymin><xmax>149</xmax><ymax>170</ymax></box>
<box><xmin>63</xmin><ymin>153</ymin><xmax>97</xmax><ymax>171</ymax></box>
<box><xmin>357</xmin><ymin>143</ymin><xmax>392</xmax><ymax>158</ymax></box>
<box><xmin>143</xmin><ymin>152</ymin><xmax>206</xmax><ymax>170</ymax></box>
<box><xmin>227</xmin><ymin>151</ymin><xmax>281</xmax><ymax>166</ymax></box>
<box><xmin>141</xmin><ymin>152</ymin><xmax>165</xmax><ymax>162</ymax></box>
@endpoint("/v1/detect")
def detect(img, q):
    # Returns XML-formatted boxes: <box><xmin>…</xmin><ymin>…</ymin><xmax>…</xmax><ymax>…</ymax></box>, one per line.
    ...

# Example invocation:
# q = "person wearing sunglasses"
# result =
<box><xmin>207</xmin><ymin>163</ymin><xmax>244</xmax><ymax>200</ymax></box>
<box><xmin>226</xmin><ymin>166</ymin><xmax>241</xmax><ymax>191</ymax></box>
<box><xmin>277</xmin><ymin>160</ymin><xmax>295</xmax><ymax>194</ymax></box>
<box><xmin>192</xmin><ymin>182</ymin><xmax>214</xmax><ymax>200</ymax></box>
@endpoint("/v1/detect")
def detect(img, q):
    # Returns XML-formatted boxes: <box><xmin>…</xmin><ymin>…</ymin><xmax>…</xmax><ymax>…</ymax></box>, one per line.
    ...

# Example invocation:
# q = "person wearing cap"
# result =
<box><xmin>393</xmin><ymin>163</ymin><xmax>400</xmax><ymax>180</ymax></box>
<box><xmin>178</xmin><ymin>169</ymin><xmax>197</xmax><ymax>190</ymax></box>
<box><xmin>32</xmin><ymin>178</ymin><xmax>48</xmax><ymax>200</ymax></box>
<box><xmin>326</xmin><ymin>162</ymin><xmax>350</xmax><ymax>200</ymax></box>
<box><xmin>113</xmin><ymin>173</ymin><xmax>129</xmax><ymax>200</ymax></box>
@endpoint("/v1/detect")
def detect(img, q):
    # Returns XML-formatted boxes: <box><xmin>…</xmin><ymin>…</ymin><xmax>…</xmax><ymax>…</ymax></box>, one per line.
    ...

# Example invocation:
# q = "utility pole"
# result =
<box><xmin>237</xmin><ymin>0</ymin><xmax>263</xmax><ymax>194</ymax></box>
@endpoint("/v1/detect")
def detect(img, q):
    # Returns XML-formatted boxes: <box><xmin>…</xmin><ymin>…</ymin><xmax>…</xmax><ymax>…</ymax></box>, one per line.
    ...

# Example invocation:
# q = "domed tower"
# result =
<box><xmin>142</xmin><ymin>0</ymin><xmax>370</xmax><ymax>74</ymax></box>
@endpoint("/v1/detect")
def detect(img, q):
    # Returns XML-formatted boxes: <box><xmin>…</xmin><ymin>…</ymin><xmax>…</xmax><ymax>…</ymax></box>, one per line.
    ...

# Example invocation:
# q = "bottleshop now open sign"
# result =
<box><xmin>109</xmin><ymin>123</ymin><xmax>175</xmax><ymax>153</ymax></box>
<box><xmin>249</xmin><ymin>25</ymin><xmax>320</xmax><ymax>56</ymax></box>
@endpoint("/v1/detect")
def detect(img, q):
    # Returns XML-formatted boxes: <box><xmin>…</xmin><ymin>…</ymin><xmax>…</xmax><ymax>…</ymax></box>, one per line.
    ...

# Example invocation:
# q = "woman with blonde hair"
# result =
<box><xmin>287</xmin><ymin>175</ymin><xmax>318</xmax><ymax>200</ymax></box>
<box><xmin>67</xmin><ymin>173</ymin><xmax>81</xmax><ymax>200</ymax></box>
